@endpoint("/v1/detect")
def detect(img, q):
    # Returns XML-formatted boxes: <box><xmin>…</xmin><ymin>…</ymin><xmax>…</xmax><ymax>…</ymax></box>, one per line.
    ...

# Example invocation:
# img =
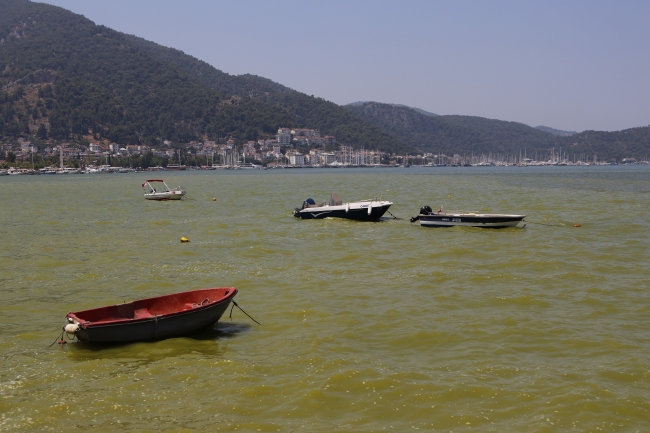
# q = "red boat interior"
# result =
<box><xmin>68</xmin><ymin>288</ymin><xmax>236</xmax><ymax>325</ymax></box>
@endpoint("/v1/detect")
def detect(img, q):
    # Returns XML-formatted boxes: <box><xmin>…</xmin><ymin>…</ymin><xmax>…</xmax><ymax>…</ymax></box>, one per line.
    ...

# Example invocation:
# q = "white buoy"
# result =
<box><xmin>345</xmin><ymin>203</ymin><xmax>349</xmax><ymax>213</ymax></box>
<box><xmin>64</xmin><ymin>323</ymin><xmax>79</xmax><ymax>335</ymax></box>
<box><xmin>368</xmin><ymin>203</ymin><xmax>372</xmax><ymax>215</ymax></box>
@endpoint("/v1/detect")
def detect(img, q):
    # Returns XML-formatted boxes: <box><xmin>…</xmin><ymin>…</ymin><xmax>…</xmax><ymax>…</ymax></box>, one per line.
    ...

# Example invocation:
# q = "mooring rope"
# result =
<box><xmin>48</xmin><ymin>330</ymin><xmax>65</xmax><ymax>347</ymax></box>
<box><xmin>192</xmin><ymin>298</ymin><xmax>210</xmax><ymax>308</ymax></box>
<box><xmin>524</xmin><ymin>220</ymin><xmax>565</xmax><ymax>227</ymax></box>
<box><xmin>229</xmin><ymin>300</ymin><xmax>261</xmax><ymax>325</ymax></box>
<box><xmin>386</xmin><ymin>210</ymin><xmax>400</xmax><ymax>220</ymax></box>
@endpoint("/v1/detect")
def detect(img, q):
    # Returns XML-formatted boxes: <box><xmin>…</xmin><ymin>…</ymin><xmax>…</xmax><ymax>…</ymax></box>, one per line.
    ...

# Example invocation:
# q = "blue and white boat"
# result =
<box><xmin>411</xmin><ymin>205</ymin><xmax>525</xmax><ymax>228</ymax></box>
<box><xmin>294</xmin><ymin>194</ymin><xmax>392</xmax><ymax>221</ymax></box>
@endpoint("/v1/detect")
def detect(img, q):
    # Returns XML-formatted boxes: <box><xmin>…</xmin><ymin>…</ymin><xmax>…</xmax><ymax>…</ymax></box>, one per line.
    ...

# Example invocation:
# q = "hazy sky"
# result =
<box><xmin>38</xmin><ymin>0</ymin><xmax>650</xmax><ymax>132</ymax></box>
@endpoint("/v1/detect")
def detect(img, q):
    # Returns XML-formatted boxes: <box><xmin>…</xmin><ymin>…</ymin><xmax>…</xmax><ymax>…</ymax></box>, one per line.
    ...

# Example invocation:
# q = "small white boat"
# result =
<box><xmin>236</xmin><ymin>163</ymin><xmax>262</xmax><ymax>169</ymax></box>
<box><xmin>142</xmin><ymin>179</ymin><xmax>186</xmax><ymax>200</ymax></box>
<box><xmin>410</xmin><ymin>205</ymin><xmax>525</xmax><ymax>228</ymax></box>
<box><xmin>293</xmin><ymin>193</ymin><xmax>393</xmax><ymax>221</ymax></box>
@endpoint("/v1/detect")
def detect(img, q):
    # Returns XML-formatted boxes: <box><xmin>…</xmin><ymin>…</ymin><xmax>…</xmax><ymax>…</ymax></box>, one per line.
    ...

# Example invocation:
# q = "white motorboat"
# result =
<box><xmin>410</xmin><ymin>205</ymin><xmax>525</xmax><ymax>228</ymax></box>
<box><xmin>236</xmin><ymin>163</ymin><xmax>262</xmax><ymax>169</ymax></box>
<box><xmin>142</xmin><ymin>179</ymin><xmax>186</xmax><ymax>200</ymax></box>
<box><xmin>293</xmin><ymin>193</ymin><xmax>393</xmax><ymax>221</ymax></box>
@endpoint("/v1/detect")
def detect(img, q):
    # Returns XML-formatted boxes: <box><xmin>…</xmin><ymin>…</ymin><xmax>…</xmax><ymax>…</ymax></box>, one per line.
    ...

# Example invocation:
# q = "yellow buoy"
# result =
<box><xmin>573</xmin><ymin>224</ymin><xmax>581</xmax><ymax>228</ymax></box>
<box><xmin>180</xmin><ymin>237</ymin><xmax>190</xmax><ymax>242</ymax></box>
<box><xmin>212</xmin><ymin>197</ymin><xmax>216</xmax><ymax>201</ymax></box>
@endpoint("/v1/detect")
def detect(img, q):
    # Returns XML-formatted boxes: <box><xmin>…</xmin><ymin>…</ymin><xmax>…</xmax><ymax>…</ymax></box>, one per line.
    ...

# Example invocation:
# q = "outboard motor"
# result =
<box><xmin>294</xmin><ymin>198</ymin><xmax>316</xmax><ymax>217</ymax></box>
<box><xmin>410</xmin><ymin>205</ymin><xmax>433</xmax><ymax>223</ymax></box>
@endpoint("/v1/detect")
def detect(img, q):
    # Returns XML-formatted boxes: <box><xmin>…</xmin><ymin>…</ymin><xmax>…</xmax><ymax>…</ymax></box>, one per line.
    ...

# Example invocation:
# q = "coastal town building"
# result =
<box><xmin>320</xmin><ymin>152</ymin><xmax>337</xmax><ymax>165</ymax></box>
<box><xmin>291</xmin><ymin>128</ymin><xmax>320</xmax><ymax>138</ymax></box>
<box><xmin>287</xmin><ymin>152</ymin><xmax>305</xmax><ymax>166</ymax></box>
<box><xmin>276</xmin><ymin>128</ymin><xmax>292</xmax><ymax>146</ymax></box>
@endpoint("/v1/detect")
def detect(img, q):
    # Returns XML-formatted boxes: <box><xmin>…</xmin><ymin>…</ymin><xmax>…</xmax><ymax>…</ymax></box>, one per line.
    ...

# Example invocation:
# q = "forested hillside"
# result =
<box><xmin>346</xmin><ymin>102</ymin><xmax>650</xmax><ymax>161</ymax></box>
<box><xmin>0</xmin><ymin>0</ymin><xmax>411</xmax><ymax>153</ymax></box>
<box><xmin>0</xmin><ymin>0</ymin><xmax>300</xmax><ymax>145</ymax></box>
<box><xmin>124</xmin><ymin>34</ymin><xmax>413</xmax><ymax>154</ymax></box>
<box><xmin>1</xmin><ymin>0</ymin><xmax>647</xmax><ymax>160</ymax></box>
<box><xmin>564</xmin><ymin>127</ymin><xmax>650</xmax><ymax>161</ymax></box>
<box><xmin>346</xmin><ymin>102</ymin><xmax>562</xmax><ymax>156</ymax></box>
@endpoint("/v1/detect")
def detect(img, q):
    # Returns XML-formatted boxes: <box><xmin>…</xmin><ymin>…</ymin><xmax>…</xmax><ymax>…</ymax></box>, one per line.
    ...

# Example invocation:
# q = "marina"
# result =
<box><xmin>1</xmin><ymin>166</ymin><xmax>650</xmax><ymax>432</ymax></box>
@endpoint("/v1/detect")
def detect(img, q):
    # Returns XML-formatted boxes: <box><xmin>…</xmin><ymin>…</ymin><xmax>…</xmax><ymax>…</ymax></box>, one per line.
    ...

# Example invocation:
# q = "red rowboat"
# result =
<box><xmin>64</xmin><ymin>288</ymin><xmax>237</xmax><ymax>343</ymax></box>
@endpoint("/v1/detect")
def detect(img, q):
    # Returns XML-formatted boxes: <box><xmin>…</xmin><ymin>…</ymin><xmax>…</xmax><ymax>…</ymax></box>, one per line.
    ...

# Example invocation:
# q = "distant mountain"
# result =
<box><xmin>0</xmin><ymin>0</ymin><xmax>412</xmax><ymax>153</ymax></box>
<box><xmin>118</xmin><ymin>34</ymin><xmax>415</xmax><ymax>154</ymax></box>
<box><xmin>346</xmin><ymin>102</ymin><xmax>561</xmax><ymax>156</ymax></box>
<box><xmin>346</xmin><ymin>102</ymin><xmax>650</xmax><ymax>160</ymax></box>
<box><xmin>1</xmin><ymin>0</ymin><xmax>647</xmax><ymax>161</ymax></box>
<box><xmin>535</xmin><ymin>125</ymin><xmax>578</xmax><ymax>136</ymax></box>
<box><xmin>560</xmin><ymin>127</ymin><xmax>650</xmax><ymax>161</ymax></box>
<box><xmin>348</xmin><ymin>101</ymin><xmax>438</xmax><ymax>117</ymax></box>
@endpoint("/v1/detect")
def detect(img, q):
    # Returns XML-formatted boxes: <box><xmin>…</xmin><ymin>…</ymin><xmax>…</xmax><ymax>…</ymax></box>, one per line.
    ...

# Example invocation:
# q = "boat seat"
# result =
<box><xmin>330</xmin><ymin>193</ymin><xmax>342</xmax><ymax>206</ymax></box>
<box><xmin>307</xmin><ymin>202</ymin><xmax>326</xmax><ymax>208</ymax></box>
<box><xmin>134</xmin><ymin>308</ymin><xmax>154</xmax><ymax>319</ymax></box>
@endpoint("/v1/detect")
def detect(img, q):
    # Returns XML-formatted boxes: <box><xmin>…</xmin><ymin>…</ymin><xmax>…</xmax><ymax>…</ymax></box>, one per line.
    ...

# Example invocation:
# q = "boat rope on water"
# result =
<box><xmin>521</xmin><ymin>220</ymin><xmax>565</xmax><ymax>227</ymax></box>
<box><xmin>229</xmin><ymin>300</ymin><xmax>262</xmax><ymax>325</ymax></box>
<box><xmin>48</xmin><ymin>326</ymin><xmax>77</xmax><ymax>347</ymax></box>
<box><xmin>385</xmin><ymin>210</ymin><xmax>401</xmax><ymax>220</ymax></box>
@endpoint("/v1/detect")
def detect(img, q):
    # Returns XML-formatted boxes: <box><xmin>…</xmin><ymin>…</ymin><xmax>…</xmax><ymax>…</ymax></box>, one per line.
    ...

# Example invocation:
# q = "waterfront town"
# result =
<box><xmin>0</xmin><ymin>127</ymin><xmax>645</xmax><ymax>174</ymax></box>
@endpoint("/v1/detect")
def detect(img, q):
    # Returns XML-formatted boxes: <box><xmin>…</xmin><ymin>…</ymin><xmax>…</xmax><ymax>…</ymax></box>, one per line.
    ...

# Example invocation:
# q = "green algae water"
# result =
<box><xmin>1</xmin><ymin>166</ymin><xmax>649</xmax><ymax>432</ymax></box>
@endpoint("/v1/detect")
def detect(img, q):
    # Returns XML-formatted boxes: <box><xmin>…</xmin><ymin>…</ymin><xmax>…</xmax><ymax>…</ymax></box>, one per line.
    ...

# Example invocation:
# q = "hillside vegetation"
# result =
<box><xmin>346</xmin><ymin>102</ymin><xmax>650</xmax><ymax>161</ymax></box>
<box><xmin>1</xmin><ymin>0</ymin><xmax>647</xmax><ymax>160</ymax></box>
<box><xmin>124</xmin><ymin>34</ymin><xmax>413</xmax><ymax>154</ymax></box>
<box><xmin>0</xmin><ymin>0</ymin><xmax>410</xmax><ymax>153</ymax></box>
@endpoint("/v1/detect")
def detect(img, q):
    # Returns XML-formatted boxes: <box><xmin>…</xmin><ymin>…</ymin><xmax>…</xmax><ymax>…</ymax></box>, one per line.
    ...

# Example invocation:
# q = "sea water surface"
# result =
<box><xmin>1</xmin><ymin>166</ymin><xmax>649</xmax><ymax>432</ymax></box>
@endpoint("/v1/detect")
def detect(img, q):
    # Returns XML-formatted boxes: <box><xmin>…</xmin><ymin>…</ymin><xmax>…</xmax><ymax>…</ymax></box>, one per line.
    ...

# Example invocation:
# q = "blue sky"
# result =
<box><xmin>39</xmin><ymin>0</ymin><xmax>650</xmax><ymax>132</ymax></box>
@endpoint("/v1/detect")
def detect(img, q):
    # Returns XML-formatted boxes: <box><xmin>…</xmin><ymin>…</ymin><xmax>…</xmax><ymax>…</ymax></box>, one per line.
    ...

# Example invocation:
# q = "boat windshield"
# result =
<box><xmin>329</xmin><ymin>193</ymin><xmax>342</xmax><ymax>206</ymax></box>
<box><xmin>144</xmin><ymin>181</ymin><xmax>170</xmax><ymax>193</ymax></box>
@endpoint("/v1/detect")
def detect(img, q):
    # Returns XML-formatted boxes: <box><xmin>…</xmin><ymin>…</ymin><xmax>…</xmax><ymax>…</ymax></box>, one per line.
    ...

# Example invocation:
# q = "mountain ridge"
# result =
<box><xmin>1</xmin><ymin>0</ymin><xmax>648</xmax><ymax>160</ymax></box>
<box><xmin>0</xmin><ymin>0</ymin><xmax>412</xmax><ymax>153</ymax></box>
<box><xmin>348</xmin><ymin>101</ymin><xmax>439</xmax><ymax>117</ymax></box>
<box><xmin>535</xmin><ymin>125</ymin><xmax>578</xmax><ymax>136</ymax></box>
<box><xmin>345</xmin><ymin>102</ymin><xmax>650</xmax><ymax>160</ymax></box>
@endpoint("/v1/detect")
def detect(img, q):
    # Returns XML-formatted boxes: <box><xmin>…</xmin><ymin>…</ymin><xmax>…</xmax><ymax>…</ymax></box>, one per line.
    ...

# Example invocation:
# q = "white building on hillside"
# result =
<box><xmin>277</xmin><ymin>128</ymin><xmax>292</xmax><ymax>146</ymax></box>
<box><xmin>288</xmin><ymin>152</ymin><xmax>304</xmax><ymax>166</ymax></box>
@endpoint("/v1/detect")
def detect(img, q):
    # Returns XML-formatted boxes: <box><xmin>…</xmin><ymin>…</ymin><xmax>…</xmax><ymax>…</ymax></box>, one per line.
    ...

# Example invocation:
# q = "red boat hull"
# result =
<box><xmin>66</xmin><ymin>288</ymin><xmax>237</xmax><ymax>343</ymax></box>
